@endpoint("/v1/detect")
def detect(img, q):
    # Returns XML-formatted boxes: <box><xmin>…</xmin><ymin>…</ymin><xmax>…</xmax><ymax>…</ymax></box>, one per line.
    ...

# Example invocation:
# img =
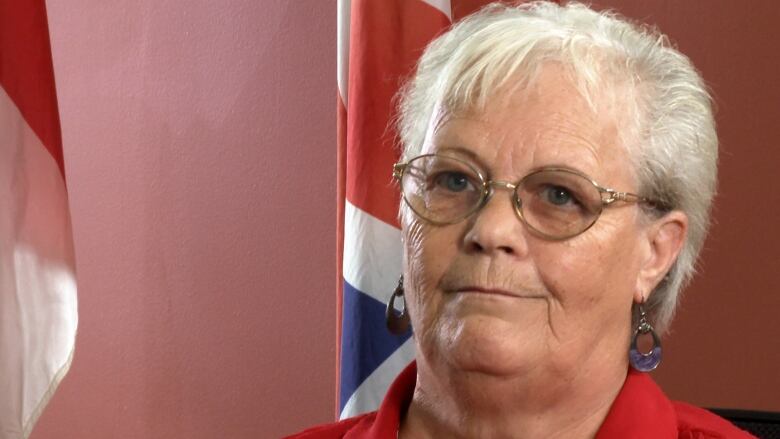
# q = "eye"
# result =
<box><xmin>433</xmin><ymin>171</ymin><xmax>474</xmax><ymax>192</ymax></box>
<box><xmin>542</xmin><ymin>185</ymin><xmax>577</xmax><ymax>206</ymax></box>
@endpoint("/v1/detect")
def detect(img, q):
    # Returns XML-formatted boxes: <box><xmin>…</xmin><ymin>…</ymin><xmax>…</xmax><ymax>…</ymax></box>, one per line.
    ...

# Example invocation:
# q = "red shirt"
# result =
<box><xmin>286</xmin><ymin>362</ymin><xmax>755</xmax><ymax>438</ymax></box>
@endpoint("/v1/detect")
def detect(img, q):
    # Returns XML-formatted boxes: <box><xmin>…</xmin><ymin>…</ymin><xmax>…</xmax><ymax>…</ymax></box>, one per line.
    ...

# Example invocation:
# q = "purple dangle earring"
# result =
<box><xmin>628</xmin><ymin>301</ymin><xmax>662</xmax><ymax>372</ymax></box>
<box><xmin>385</xmin><ymin>276</ymin><xmax>410</xmax><ymax>335</ymax></box>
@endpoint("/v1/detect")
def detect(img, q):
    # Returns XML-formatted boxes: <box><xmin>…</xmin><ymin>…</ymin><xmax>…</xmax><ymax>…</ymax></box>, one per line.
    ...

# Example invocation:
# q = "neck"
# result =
<box><xmin>400</xmin><ymin>353</ymin><xmax>628</xmax><ymax>439</ymax></box>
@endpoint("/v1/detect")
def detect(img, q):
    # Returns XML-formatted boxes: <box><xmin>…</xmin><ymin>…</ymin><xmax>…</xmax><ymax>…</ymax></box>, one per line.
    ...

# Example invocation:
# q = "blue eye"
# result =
<box><xmin>435</xmin><ymin>172</ymin><xmax>471</xmax><ymax>192</ymax></box>
<box><xmin>545</xmin><ymin>186</ymin><xmax>574</xmax><ymax>206</ymax></box>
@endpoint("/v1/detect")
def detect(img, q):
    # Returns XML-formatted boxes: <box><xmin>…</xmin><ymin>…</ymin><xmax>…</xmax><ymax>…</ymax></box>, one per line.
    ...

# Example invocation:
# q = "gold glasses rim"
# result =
<box><xmin>393</xmin><ymin>152</ymin><xmax>665</xmax><ymax>240</ymax></box>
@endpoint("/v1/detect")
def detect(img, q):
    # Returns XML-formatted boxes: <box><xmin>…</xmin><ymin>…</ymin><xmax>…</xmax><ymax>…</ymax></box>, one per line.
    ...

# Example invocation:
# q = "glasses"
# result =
<box><xmin>393</xmin><ymin>153</ymin><xmax>658</xmax><ymax>240</ymax></box>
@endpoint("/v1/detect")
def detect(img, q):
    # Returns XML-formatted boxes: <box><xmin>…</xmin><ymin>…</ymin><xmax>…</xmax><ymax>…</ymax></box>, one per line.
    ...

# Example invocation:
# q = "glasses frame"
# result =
<box><xmin>393</xmin><ymin>153</ymin><xmax>657</xmax><ymax>240</ymax></box>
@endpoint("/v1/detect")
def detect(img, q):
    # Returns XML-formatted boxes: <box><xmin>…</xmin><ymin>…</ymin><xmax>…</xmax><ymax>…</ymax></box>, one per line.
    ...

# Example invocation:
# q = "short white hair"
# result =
<box><xmin>396</xmin><ymin>1</ymin><xmax>717</xmax><ymax>334</ymax></box>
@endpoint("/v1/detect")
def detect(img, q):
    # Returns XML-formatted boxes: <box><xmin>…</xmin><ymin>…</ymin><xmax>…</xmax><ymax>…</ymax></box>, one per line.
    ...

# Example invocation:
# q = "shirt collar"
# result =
<box><xmin>370</xmin><ymin>361</ymin><xmax>678</xmax><ymax>438</ymax></box>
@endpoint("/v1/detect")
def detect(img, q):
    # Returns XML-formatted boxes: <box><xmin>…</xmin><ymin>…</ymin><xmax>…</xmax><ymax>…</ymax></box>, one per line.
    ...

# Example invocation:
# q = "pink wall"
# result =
<box><xmin>30</xmin><ymin>1</ymin><xmax>780</xmax><ymax>438</ymax></box>
<box><xmin>32</xmin><ymin>1</ymin><xmax>337</xmax><ymax>438</ymax></box>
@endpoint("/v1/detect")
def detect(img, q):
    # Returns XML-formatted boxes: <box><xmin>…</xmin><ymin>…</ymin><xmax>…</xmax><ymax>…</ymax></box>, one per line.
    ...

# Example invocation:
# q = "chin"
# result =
<box><xmin>434</xmin><ymin>315</ymin><xmax>545</xmax><ymax>376</ymax></box>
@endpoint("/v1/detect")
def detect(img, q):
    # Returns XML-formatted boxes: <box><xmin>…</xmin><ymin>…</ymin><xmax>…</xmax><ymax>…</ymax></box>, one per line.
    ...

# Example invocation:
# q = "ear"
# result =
<box><xmin>634</xmin><ymin>211</ymin><xmax>688</xmax><ymax>302</ymax></box>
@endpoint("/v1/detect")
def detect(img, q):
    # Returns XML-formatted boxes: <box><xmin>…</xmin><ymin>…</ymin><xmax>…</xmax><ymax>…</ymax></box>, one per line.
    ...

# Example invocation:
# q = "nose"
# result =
<box><xmin>462</xmin><ymin>182</ymin><xmax>529</xmax><ymax>257</ymax></box>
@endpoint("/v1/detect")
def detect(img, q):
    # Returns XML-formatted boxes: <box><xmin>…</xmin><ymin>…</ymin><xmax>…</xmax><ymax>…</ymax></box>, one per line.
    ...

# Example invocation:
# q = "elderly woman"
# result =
<box><xmin>291</xmin><ymin>2</ymin><xmax>753</xmax><ymax>438</ymax></box>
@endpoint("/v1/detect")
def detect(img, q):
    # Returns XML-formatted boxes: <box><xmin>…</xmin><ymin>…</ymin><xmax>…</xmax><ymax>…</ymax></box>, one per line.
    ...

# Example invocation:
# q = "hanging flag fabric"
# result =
<box><xmin>336</xmin><ymin>0</ymin><xmax>451</xmax><ymax>420</ymax></box>
<box><xmin>0</xmin><ymin>2</ymin><xmax>78</xmax><ymax>438</ymax></box>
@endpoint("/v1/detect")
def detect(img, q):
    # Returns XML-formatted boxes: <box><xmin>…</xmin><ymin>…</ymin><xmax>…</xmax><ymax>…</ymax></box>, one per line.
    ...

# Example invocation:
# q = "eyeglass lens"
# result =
<box><xmin>400</xmin><ymin>155</ymin><xmax>604</xmax><ymax>238</ymax></box>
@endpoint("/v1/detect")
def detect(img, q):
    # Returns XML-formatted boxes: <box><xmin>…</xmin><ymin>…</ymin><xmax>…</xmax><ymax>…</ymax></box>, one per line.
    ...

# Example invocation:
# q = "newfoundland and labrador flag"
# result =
<box><xmin>0</xmin><ymin>2</ymin><xmax>78</xmax><ymax>438</ymax></box>
<box><xmin>336</xmin><ymin>0</ymin><xmax>452</xmax><ymax>420</ymax></box>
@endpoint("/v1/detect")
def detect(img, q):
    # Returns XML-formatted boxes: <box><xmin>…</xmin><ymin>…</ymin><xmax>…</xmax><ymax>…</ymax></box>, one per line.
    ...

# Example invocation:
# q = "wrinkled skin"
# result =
<box><xmin>399</xmin><ymin>64</ymin><xmax>687</xmax><ymax>438</ymax></box>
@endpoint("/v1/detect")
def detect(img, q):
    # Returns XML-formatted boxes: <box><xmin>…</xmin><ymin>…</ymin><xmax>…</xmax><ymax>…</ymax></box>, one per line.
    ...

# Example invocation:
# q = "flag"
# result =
<box><xmin>0</xmin><ymin>2</ymin><xmax>78</xmax><ymax>438</ymax></box>
<box><xmin>336</xmin><ymin>0</ymin><xmax>452</xmax><ymax>420</ymax></box>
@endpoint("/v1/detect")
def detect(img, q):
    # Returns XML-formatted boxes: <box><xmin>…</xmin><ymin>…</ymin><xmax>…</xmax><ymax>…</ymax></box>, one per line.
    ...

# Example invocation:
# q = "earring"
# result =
<box><xmin>385</xmin><ymin>276</ymin><xmax>410</xmax><ymax>335</ymax></box>
<box><xmin>629</xmin><ymin>301</ymin><xmax>662</xmax><ymax>372</ymax></box>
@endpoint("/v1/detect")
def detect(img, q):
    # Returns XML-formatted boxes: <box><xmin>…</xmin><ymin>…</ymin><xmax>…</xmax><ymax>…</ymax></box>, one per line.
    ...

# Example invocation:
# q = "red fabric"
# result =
<box><xmin>286</xmin><ymin>362</ymin><xmax>755</xmax><ymax>439</ymax></box>
<box><xmin>672</xmin><ymin>403</ymin><xmax>757</xmax><ymax>439</ymax></box>
<box><xmin>0</xmin><ymin>1</ymin><xmax>64</xmax><ymax>178</ymax></box>
<box><xmin>344</xmin><ymin>0</ymin><xmax>449</xmax><ymax>228</ymax></box>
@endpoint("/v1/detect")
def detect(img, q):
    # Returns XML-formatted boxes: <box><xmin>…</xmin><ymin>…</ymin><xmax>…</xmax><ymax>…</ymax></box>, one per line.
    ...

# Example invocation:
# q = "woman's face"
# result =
<box><xmin>402</xmin><ymin>65</ymin><xmax>655</xmax><ymax>379</ymax></box>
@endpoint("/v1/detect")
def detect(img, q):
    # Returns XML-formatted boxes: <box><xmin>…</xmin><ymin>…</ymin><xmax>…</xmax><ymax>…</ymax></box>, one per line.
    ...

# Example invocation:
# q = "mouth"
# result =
<box><xmin>451</xmin><ymin>286</ymin><xmax>547</xmax><ymax>300</ymax></box>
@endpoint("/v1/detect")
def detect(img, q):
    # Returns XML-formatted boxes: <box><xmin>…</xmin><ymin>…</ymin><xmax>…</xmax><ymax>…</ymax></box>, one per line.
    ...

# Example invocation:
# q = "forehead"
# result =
<box><xmin>422</xmin><ymin>64</ymin><xmax>634</xmax><ymax>184</ymax></box>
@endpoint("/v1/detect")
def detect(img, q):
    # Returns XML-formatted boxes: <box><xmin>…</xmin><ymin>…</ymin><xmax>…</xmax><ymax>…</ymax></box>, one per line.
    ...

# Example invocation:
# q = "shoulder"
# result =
<box><xmin>284</xmin><ymin>362</ymin><xmax>417</xmax><ymax>438</ymax></box>
<box><xmin>282</xmin><ymin>412</ymin><xmax>378</xmax><ymax>439</ymax></box>
<box><xmin>598</xmin><ymin>369</ymin><xmax>756</xmax><ymax>439</ymax></box>
<box><xmin>673</xmin><ymin>401</ymin><xmax>756</xmax><ymax>438</ymax></box>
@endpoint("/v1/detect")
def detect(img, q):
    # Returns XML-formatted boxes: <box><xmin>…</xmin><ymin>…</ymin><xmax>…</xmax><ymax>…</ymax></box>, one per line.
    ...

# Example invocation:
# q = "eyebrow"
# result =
<box><xmin>435</xmin><ymin>146</ymin><xmax>490</xmax><ymax>170</ymax></box>
<box><xmin>437</xmin><ymin>145</ymin><xmax>476</xmax><ymax>157</ymax></box>
<box><xmin>434</xmin><ymin>145</ymin><xmax>603</xmax><ymax>183</ymax></box>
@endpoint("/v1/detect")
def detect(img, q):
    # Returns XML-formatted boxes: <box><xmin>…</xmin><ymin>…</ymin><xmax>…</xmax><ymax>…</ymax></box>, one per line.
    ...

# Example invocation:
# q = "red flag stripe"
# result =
<box><xmin>0</xmin><ymin>1</ymin><xmax>64</xmax><ymax>179</ymax></box>
<box><xmin>345</xmin><ymin>0</ymin><xmax>450</xmax><ymax>228</ymax></box>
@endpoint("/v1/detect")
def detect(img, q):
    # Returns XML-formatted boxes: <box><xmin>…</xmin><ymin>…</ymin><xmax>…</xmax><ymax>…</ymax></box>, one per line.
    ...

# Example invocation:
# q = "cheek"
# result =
<box><xmin>536</xmin><ymin>219</ymin><xmax>642</xmax><ymax>309</ymax></box>
<box><xmin>402</xmin><ymin>220</ymin><xmax>425</xmax><ymax>303</ymax></box>
<box><xmin>402</xmin><ymin>217</ymin><xmax>460</xmax><ymax>327</ymax></box>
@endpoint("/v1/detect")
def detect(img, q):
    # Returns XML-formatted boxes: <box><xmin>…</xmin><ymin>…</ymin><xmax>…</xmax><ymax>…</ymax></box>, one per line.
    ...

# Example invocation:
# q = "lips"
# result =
<box><xmin>438</xmin><ymin>265</ymin><xmax>548</xmax><ymax>300</ymax></box>
<box><xmin>450</xmin><ymin>286</ymin><xmax>546</xmax><ymax>299</ymax></box>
